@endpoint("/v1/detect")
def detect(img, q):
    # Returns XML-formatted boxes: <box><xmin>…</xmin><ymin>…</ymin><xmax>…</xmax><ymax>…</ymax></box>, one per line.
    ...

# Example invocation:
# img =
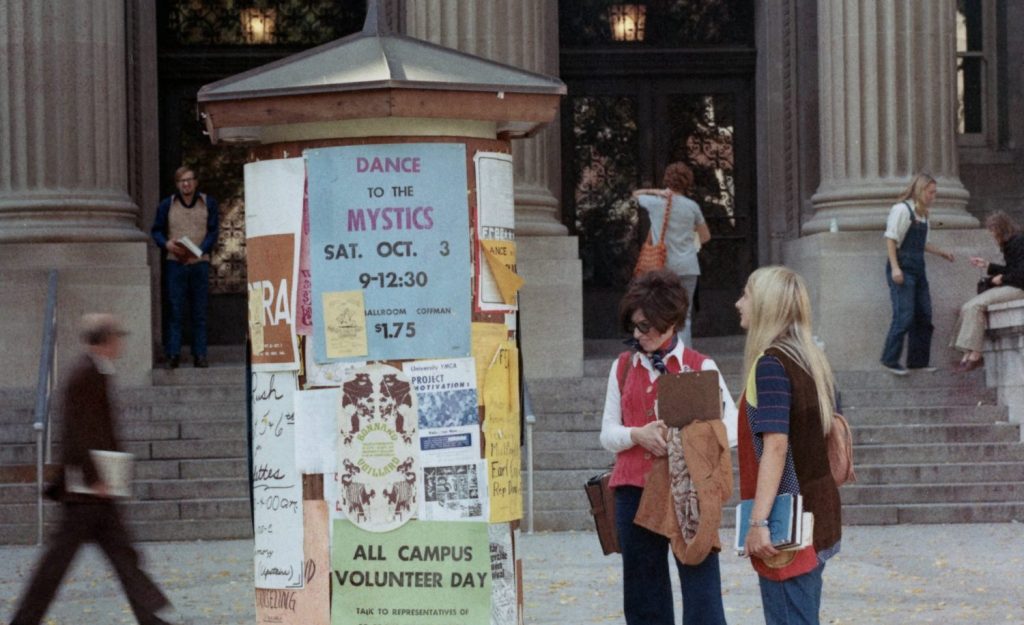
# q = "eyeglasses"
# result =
<box><xmin>631</xmin><ymin>320</ymin><xmax>654</xmax><ymax>334</ymax></box>
<box><xmin>177</xmin><ymin>177</ymin><xmax>196</xmax><ymax>183</ymax></box>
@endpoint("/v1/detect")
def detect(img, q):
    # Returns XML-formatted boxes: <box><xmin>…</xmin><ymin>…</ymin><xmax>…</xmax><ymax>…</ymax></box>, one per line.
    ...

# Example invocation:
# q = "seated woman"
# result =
<box><xmin>952</xmin><ymin>211</ymin><xmax>1024</xmax><ymax>372</ymax></box>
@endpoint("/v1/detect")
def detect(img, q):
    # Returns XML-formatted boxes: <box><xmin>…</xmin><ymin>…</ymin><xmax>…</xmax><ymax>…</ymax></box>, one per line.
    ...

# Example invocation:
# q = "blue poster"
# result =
<box><xmin>307</xmin><ymin>143</ymin><xmax>471</xmax><ymax>362</ymax></box>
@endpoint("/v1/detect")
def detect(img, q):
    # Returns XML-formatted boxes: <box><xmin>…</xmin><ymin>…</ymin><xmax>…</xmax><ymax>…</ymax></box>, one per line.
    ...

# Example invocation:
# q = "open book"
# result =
<box><xmin>177</xmin><ymin>235</ymin><xmax>203</xmax><ymax>258</ymax></box>
<box><xmin>65</xmin><ymin>450</ymin><xmax>134</xmax><ymax>498</ymax></box>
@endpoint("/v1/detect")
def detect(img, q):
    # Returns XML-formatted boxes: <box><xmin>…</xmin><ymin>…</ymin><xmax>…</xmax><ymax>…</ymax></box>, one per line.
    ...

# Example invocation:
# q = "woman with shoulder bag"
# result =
<box><xmin>880</xmin><ymin>173</ymin><xmax>955</xmax><ymax>376</ymax></box>
<box><xmin>599</xmin><ymin>270</ymin><xmax>737</xmax><ymax>625</ymax></box>
<box><xmin>632</xmin><ymin>162</ymin><xmax>711</xmax><ymax>348</ymax></box>
<box><xmin>951</xmin><ymin>211</ymin><xmax>1024</xmax><ymax>372</ymax></box>
<box><xmin>735</xmin><ymin>266</ymin><xmax>842</xmax><ymax>625</ymax></box>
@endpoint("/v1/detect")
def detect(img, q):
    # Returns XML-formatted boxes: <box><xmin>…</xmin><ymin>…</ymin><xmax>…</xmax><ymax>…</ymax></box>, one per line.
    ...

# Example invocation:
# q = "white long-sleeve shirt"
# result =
<box><xmin>599</xmin><ymin>340</ymin><xmax>739</xmax><ymax>453</ymax></box>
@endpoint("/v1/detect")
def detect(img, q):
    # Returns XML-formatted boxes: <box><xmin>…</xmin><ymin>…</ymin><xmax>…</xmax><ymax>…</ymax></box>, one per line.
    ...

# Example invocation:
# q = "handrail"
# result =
<box><xmin>522</xmin><ymin>382</ymin><xmax>536</xmax><ymax>534</ymax></box>
<box><xmin>33</xmin><ymin>270</ymin><xmax>59</xmax><ymax>545</ymax></box>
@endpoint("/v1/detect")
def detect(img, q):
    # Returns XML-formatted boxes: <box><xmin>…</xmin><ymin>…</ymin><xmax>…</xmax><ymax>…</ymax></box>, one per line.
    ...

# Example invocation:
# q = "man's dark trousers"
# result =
<box><xmin>9</xmin><ymin>501</ymin><xmax>170</xmax><ymax>625</ymax></box>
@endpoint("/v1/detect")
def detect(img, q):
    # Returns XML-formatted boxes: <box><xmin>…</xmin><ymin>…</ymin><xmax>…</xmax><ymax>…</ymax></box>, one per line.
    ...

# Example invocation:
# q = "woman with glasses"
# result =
<box><xmin>599</xmin><ymin>269</ymin><xmax>736</xmax><ymax>625</ymax></box>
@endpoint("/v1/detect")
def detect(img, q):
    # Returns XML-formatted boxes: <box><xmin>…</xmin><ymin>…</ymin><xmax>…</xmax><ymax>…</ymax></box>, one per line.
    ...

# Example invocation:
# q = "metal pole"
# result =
<box><xmin>523</xmin><ymin>383</ymin><xmax>536</xmax><ymax>534</ymax></box>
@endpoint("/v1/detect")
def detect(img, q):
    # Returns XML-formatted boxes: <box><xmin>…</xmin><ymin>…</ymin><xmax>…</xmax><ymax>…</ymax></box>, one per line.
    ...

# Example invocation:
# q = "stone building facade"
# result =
<box><xmin>2</xmin><ymin>0</ymin><xmax>1022</xmax><ymax>386</ymax></box>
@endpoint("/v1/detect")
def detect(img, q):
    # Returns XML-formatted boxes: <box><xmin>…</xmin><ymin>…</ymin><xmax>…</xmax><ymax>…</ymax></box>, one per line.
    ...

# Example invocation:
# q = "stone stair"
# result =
<box><xmin>0</xmin><ymin>361</ymin><xmax>252</xmax><ymax>544</ymax></box>
<box><xmin>526</xmin><ymin>336</ymin><xmax>1024</xmax><ymax>531</ymax></box>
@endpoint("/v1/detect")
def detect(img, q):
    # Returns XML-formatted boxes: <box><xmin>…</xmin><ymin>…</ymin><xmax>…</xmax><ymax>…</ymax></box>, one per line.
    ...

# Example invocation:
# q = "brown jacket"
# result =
<box><xmin>634</xmin><ymin>419</ymin><xmax>733</xmax><ymax>565</ymax></box>
<box><xmin>59</xmin><ymin>354</ymin><xmax>121</xmax><ymax>502</ymax></box>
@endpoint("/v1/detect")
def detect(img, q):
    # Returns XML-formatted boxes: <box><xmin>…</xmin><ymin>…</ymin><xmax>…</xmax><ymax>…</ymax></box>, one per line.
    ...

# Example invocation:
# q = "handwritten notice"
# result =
<box><xmin>471</xmin><ymin>323</ymin><xmax>508</xmax><ymax>406</ymax></box>
<box><xmin>489</xmin><ymin>524</ymin><xmax>517</xmax><ymax>625</ymax></box>
<box><xmin>252</xmin><ymin>372</ymin><xmax>305</xmax><ymax>589</ymax></box>
<box><xmin>294</xmin><ymin>388</ymin><xmax>340</xmax><ymax>474</ymax></box>
<box><xmin>245</xmin><ymin>158</ymin><xmax>304</xmax><ymax>370</ymax></box>
<box><xmin>338</xmin><ymin>364</ymin><xmax>419</xmax><ymax>532</ymax></box>
<box><xmin>483</xmin><ymin>341</ymin><xmax>522</xmax><ymax>523</ymax></box>
<box><xmin>256</xmin><ymin>500</ymin><xmax>330</xmax><ymax>625</ymax></box>
<box><xmin>473</xmin><ymin>152</ymin><xmax>517</xmax><ymax>312</ymax></box>
<box><xmin>331</xmin><ymin>520</ymin><xmax>491</xmax><ymax>625</ymax></box>
<box><xmin>323</xmin><ymin>291</ymin><xmax>368</xmax><ymax>358</ymax></box>
<box><xmin>306</xmin><ymin>143</ymin><xmax>472</xmax><ymax>363</ymax></box>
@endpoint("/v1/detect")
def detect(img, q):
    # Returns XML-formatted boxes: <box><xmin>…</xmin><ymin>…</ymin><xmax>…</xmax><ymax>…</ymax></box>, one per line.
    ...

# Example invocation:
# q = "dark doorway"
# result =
<box><xmin>560</xmin><ymin>0</ymin><xmax>757</xmax><ymax>339</ymax></box>
<box><xmin>155</xmin><ymin>1</ymin><xmax>367</xmax><ymax>348</ymax></box>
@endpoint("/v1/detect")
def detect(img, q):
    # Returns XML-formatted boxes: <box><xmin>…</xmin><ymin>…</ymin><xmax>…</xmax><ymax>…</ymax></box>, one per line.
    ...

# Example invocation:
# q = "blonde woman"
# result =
<box><xmin>880</xmin><ymin>173</ymin><xmax>955</xmax><ymax>375</ymax></box>
<box><xmin>734</xmin><ymin>266</ymin><xmax>841</xmax><ymax>624</ymax></box>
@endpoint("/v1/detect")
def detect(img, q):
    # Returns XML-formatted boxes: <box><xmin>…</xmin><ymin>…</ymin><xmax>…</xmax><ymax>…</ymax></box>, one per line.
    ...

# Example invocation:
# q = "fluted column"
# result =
<box><xmin>404</xmin><ymin>0</ymin><xmax>567</xmax><ymax>236</ymax></box>
<box><xmin>0</xmin><ymin>0</ymin><xmax>144</xmax><ymax>241</ymax></box>
<box><xmin>806</xmin><ymin>0</ymin><xmax>975</xmax><ymax>234</ymax></box>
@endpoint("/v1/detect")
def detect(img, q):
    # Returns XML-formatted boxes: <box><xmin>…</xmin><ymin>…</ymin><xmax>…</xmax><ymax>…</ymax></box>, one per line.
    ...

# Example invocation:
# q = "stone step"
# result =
<box><xmin>0</xmin><ymin>517</ymin><xmax>253</xmax><ymax>545</ymax></box>
<box><xmin>840</xmin><ymin>386</ymin><xmax>998</xmax><ymax>408</ymax></box>
<box><xmin>0</xmin><ymin>438</ymin><xmax>247</xmax><ymax>465</ymax></box>
<box><xmin>839</xmin><ymin>482</ymin><xmax>1024</xmax><ymax>505</ymax></box>
<box><xmin>532</xmin><ymin>441</ymin><xmax>1024</xmax><ymax>470</ymax></box>
<box><xmin>528</xmin><ymin>404</ymin><xmax>1011</xmax><ymax>432</ymax></box>
<box><xmin>0</xmin><ymin>497</ymin><xmax>250</xmax><ymax>525</ymax></box>
<box><xmin>531</xmin><ymin>501</ymin><xmax>1024</xmax><ymax>532</ymax></box>
<box><xmin>528</xmin><ymin>461</ymin><xmax>1024</xmax><ymax>493</ymax></box>
<box><xmin>529</xmin><ymin>422</ymin><xmax>1020</xmax><ymax>451</ymax></box>
<box><xmin>0</xmin><ymin>420</ymin><xmax>248</xmax><ymax>446</ymax></box>
<box><xmin>152</xmin><ymin>364</ymin><xmax>247</xmax><ymax>387</ymax></box>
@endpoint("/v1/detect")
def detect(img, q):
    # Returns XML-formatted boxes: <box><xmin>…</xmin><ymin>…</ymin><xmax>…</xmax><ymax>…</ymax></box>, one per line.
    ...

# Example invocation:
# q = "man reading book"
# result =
<box><xmin>151</xmin><ymin>165</ymin><xmax>219</xmax><ymax>368</ymax></box>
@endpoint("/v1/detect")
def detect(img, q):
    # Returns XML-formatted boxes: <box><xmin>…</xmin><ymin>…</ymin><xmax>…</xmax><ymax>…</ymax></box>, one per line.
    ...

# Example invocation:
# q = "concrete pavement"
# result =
<box><xmin>2</xmin><ymin>524</ymin><xmax>1022</xmax><ymax>624</ymax></box>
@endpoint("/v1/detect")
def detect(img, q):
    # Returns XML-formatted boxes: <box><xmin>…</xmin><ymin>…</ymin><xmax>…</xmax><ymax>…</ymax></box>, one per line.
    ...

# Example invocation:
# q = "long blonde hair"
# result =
<box><xmin>742</xmin><ymin>266</ymin><xmax>836</xmax><ymax>433</ymax></box>
<box><xmin>897</xmin><ymin>172</ymin><xmax>936</xmax><ymax>218</ymax></box>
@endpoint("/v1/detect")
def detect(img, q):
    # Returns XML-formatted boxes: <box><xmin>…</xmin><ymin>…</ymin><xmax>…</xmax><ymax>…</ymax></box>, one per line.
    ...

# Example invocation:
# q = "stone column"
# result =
<box><xmin>0</xmin><ymin>0</ymin><xmax>152</xmax><ymax>387</ymax></box>
<box><xmin>805</xmin><ymin>0</ymin><xmax>975</xmax><ymax>233</ymax></box>
<box><xmin>785</xmin><ymin>0</ymin><xmax>988</xmax><ymax>370</ymax></box>
<box><xmin>404</xmin><ymin>0</ymin><xmax>583</xmax><ymax>378</ymax></box>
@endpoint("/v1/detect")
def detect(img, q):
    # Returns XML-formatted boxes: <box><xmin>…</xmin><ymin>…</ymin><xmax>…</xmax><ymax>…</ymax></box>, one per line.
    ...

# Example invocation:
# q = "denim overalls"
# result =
<box><xmin>881</xmin><ymin>202</ymin><xmax>933</xmax><ymax>368</ymax></box>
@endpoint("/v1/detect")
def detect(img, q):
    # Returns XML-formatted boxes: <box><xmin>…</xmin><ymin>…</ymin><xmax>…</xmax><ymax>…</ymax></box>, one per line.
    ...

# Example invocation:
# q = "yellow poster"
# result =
<box><xmin>480</xmin><ymin>240</ymin><xmax>525</xmax><ymax>306</ymax></box>
<box><xmin>472</xmin><ymin>322</ymin><xmax>507</xmax><ymax>406</ymax></box>
<box><xmin>483</xmin><ymin>340</ymin><xmax>522</xmax><ymax>523</ymax></box>
<box><xmin>322</xmin><ymin>291</ymin><xmax>368</xmax><ymax>358</ymax></box>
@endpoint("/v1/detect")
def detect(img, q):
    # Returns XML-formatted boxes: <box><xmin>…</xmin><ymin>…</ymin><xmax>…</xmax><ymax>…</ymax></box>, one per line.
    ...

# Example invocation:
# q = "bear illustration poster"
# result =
<box><xmin>337</xmin><ymin>364</ymin><xmax>419</xmax><ymax>532</ymax></box>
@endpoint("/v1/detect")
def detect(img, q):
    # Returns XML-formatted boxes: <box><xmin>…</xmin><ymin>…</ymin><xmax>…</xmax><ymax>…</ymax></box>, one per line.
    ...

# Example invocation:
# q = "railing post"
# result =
<box><xmin>523</xmin><ymin>383</ymin><xmax>536</xmax><ymax>534</ymax></box>
<box><xmin>33</xmin><ymin>270</ymin><xmax>59</xmax><ymax>545</ymax></box>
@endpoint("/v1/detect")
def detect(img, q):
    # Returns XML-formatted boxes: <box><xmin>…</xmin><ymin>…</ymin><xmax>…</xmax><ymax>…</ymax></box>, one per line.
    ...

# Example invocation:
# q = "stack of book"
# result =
<box><xmin>734</xmin><ymin>493</ymin><xmax>813</xmax><ymax>556</ymax></box>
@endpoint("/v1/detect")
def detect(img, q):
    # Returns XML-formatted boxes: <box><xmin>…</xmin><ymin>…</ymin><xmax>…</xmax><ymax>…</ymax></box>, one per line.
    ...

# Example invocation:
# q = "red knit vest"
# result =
<box><xmin>609</xmin><ymin>348</ymin><xmax>708</xmax><ymax>488</ymax></box>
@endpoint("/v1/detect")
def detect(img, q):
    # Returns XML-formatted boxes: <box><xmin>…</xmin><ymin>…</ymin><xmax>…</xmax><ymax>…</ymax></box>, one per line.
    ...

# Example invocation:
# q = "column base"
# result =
<box><xmin>0</xmin><ymin>242</ymin><xmax>153</xmax><ymax>388</ymax></box>
<box><xmin>783</xmin><ymin>229</ymin><xmax>991</xmax><ymax>370</ymax></box>
<box><xmin>805</xmin><ymin>177</ymin><xmax>977</xmax><ymax>234</ymax></box>
<box><xmin>517</xmin><ymin>235</ymin><xmax>583</xmax><ymax>379</ymax></box>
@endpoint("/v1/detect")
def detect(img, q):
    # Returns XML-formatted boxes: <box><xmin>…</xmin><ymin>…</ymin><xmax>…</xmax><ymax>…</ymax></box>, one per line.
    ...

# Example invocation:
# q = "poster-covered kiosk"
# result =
<box><xmin>197</xmin><ymin>5</ymin><xmax>564</xmax><ymax>625</ymax></box>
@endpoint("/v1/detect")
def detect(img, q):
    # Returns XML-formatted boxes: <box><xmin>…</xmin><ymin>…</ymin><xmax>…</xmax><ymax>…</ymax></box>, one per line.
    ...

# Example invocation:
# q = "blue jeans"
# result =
<box><xmin>165</xmin><ymin>260</ymin><xmax>209</xmax><ymax>359</ymax></box>
<box><xmin>881</xmin><ymin>266</ymin><xmax>933</xmax><ymax>368</ymax></box>
<box><xmin>614</xmin><ymin>486</ymin><xmax>727</xmax><ymax>625</ymax></box>
<box><xmin>757</xmin><ymin>561</ymin><xmax>825</xmax><ymax>625</ymax></box>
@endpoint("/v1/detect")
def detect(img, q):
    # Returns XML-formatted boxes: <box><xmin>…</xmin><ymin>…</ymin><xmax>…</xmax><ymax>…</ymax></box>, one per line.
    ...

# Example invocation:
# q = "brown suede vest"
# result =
<box><xmin>764</xmin><ymin>347</ymin><xmax>842</xmax><ymax>552</ymax></box>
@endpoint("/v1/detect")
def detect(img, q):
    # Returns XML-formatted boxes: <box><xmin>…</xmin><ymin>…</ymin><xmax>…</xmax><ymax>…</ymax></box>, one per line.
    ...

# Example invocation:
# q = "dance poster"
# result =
<box><xmin>306</xmin><ymin>143</ymin><xmax>472</xmax><ymax>363</ymax></box>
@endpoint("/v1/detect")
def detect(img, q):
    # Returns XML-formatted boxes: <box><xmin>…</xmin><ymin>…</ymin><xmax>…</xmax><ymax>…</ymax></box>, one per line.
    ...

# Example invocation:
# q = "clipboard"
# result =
<box><xmin>656</xmin><ymin>370</ymin><xmax>722</xmax><ymax>429</ymax></box>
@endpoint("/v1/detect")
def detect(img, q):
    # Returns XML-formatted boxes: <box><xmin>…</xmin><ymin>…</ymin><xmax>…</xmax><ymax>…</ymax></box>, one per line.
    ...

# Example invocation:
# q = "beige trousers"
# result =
<box><xmin>950</xmin><ymin>285</ymin><xmax>1024</xmax><ymax>353</ymax></box>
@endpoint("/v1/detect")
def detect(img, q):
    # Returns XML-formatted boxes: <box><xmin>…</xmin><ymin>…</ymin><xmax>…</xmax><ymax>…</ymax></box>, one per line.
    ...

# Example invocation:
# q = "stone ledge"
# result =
<box><xmin>983</xmin><ymin>299</ymin><xmax>1024</xmax><ymax>436</ymax></box>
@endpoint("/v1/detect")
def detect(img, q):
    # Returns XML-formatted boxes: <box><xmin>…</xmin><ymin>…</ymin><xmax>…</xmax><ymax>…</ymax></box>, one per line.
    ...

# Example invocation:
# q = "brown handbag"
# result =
<box><xmin>584</xmin><ymin>471</ymin><xmax>620</xmax><ymax>555</ymax></box>
<box><xmin>633</xmin><ymin>194</ymin><xmax>673</xmax><ymax>277</ymax></box>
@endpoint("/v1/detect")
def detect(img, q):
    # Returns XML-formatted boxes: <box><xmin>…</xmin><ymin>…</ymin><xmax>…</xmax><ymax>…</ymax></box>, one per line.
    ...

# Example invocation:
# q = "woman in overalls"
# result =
<box><xmin>880</xmin><ymin>173</ymin><xmax>955</xmax><ymax>375</ymax></box>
